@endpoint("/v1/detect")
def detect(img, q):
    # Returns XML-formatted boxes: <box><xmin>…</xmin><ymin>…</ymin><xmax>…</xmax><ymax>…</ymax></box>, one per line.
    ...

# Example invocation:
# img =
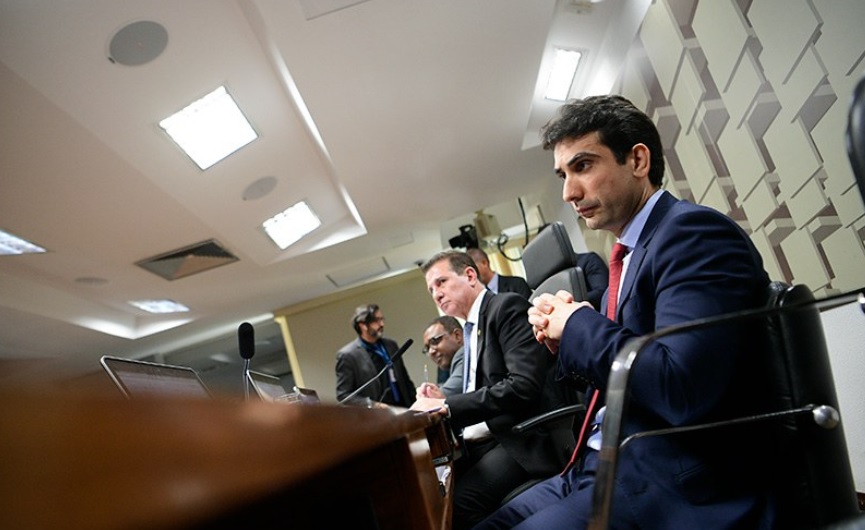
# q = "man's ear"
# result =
<box><xmin>630</xmin><ymin>143</ymin><xmax>651</xmax><ymax>179</ymax></box>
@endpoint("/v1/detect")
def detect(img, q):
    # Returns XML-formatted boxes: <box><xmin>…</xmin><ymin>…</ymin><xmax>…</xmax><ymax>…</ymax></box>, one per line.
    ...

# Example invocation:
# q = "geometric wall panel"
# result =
<box><xmin>617</xmin><ymin>0</ymin><xmax>865</xmax><ymax>294</ymax></box>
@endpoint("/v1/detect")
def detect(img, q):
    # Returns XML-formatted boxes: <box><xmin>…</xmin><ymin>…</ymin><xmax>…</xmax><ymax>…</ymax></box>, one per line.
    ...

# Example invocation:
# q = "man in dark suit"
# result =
<box><xmin>574</xmin><ymin>251</ymin><xmax>608</xmax><ymax>311</ymax></box>
<box><xmin>335</xmin><ymin>304</ymin><xmax>415</xmax><ymax>408</ymax></box>
<box><xmin>466</xmin><ymin>247</ymin><xmax>532</xmax><ymax>299</ymax></box>
<box><xmin>476</xmin><ymin>95</ymin><xmax>773</xmax><ymax>529</ymax></box>
<box><xmin>411</xmin><ymin>250</ymin><xmax>572</xmax><ymax>530</ymax></box>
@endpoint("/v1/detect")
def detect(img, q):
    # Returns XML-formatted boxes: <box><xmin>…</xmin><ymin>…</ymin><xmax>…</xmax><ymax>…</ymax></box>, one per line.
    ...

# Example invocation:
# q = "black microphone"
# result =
<box><xmin>238</xmin><ymin>322</ymin><xmax>255</xmax><ymax>359</ymax></box>
<box><xmin>238</xmin><ymin>322</ymin><xmax>255</xmax><ymax>401</ymax></box>
<box><xmin>339</xmin><ymin>338</ymin><xmax>413</xmax><ymax>405</ymax></box>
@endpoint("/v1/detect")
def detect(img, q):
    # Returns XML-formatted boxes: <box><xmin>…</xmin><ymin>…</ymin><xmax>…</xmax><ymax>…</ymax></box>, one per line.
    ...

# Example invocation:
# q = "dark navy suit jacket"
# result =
<box><xmin>496</xmin><ymin>274</ymin><xmax>532</xmax><ymax>299</ymax></box>
<box><xmin>559</xmin><ymin>192</ymin><xmax>774</xmax><ymax>529</ymax></box>
<box><xmin>574</xmin><ymin>251</ymin><xmax>608</xmax><ymax>311</ymax></box>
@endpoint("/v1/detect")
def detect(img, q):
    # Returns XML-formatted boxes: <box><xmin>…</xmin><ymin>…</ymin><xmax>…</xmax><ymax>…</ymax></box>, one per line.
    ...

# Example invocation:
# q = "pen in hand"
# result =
<box><xmin>424</xmin><ymin>364</ymin><xmax>429</xmax><ymax>383</ymax></box>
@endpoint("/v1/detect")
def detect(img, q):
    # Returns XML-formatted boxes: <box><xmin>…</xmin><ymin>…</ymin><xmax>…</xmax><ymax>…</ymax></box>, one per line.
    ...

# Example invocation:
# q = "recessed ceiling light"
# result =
<box><xmin>545</xmin><ymin>48</ymin><xmax>582</xmax><ymax>101</ymax></box>
<box><xmin>129</xmin><ymin>299</ymin><xmax>190</xmax><ymax>314</ymax></box>
<box><xmin>159</xmin><ymin>86</ymin><xmax>257</xmax><ymax>170</ymax></box>
<box><xmin>263</xmin><ymin>201</ymin><xmax>322</xmax><ymax>250</ymax></box>
<box><xmin>0</xmin><ymin>228</ymin><xmax>47</xmax><ymax>255</ymax></box>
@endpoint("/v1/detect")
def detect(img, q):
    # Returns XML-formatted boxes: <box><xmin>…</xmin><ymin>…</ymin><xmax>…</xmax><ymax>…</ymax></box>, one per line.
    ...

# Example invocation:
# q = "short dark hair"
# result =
<box><xmin>428</xmin><ymin>315</ymin><xmax>462</xmax><ymax>335</ymax></box>
<box><xmin>465</xmin><ymin>247</ymin><xmax>488</xmax><ymax>264</ymax></box>
<box><xmin>540</xmin><ymin>94</ymin><xmax>665</xmax><ymax>187</ymax></box>
<box><xmin>420</xmin><ymin>249</ymin><xmax>479</xmax><ymax>277</ymax></box>
<box><xmin>351</xmin><ymin>303</ymin><xmax>380</xmax><ymax>334</ymax></box>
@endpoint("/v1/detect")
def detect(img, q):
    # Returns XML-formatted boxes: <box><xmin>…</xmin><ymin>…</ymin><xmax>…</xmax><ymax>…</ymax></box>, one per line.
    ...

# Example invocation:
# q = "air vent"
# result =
<box><xmin>136</xmin><ymin>239</ymin><xmax>239</xmax><ymax>281</ymax></box>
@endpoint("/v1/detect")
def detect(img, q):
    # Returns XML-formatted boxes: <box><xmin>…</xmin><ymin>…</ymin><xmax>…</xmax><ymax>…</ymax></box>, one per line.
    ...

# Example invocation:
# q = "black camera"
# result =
<box><xmin>448</xmin><ymin>224</ymin><xmax>479</xmax><ymax>249</ymax></box>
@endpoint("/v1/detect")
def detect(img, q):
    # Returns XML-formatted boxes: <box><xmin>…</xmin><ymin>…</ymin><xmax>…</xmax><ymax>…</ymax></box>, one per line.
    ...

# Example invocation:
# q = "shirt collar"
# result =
<box><xmin>466</xmin><ymin>288</ymin><xmax>485</xmax><ymax>325</ymax></box>
<box><xmin>618</xmin><ymin>189</ymin><xmax>665</xmax><ymax>249</ymax></box>
<box><xmin>487</xmin><ymin>272</ymin><xmax>500</xmax><ymax>293</ymax></box>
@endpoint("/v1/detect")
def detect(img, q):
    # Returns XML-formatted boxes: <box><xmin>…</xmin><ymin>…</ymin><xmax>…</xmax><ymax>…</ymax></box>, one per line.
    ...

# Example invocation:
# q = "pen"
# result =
<box><xmin>424</xmin><ymin>364</ymin><xmax>429</xmax><ymax>383</ymax></box>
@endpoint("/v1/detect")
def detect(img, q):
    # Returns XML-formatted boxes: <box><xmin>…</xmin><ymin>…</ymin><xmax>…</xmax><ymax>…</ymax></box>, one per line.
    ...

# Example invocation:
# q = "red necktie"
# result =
<box><xmin>606</xmin><ymin>242</ymin><xmax>628</xmax><ymax>320</ymax></box>
<box><xmin>561</xmin><ymin>242</ymin><xmax>628</xmax><ymax>475</ymax></box>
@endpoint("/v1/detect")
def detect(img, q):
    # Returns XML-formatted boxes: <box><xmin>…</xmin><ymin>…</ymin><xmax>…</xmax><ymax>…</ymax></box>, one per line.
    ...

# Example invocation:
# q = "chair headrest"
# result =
<box><xmin>522</xmin><ymin>222</ymin><xmax>577</xmax><ymax>289</ymax></box>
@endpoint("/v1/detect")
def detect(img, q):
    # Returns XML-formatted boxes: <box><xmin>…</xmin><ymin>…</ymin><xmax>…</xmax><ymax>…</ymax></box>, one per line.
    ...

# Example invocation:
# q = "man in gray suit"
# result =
<box><xmin>418</xmin><ymin>315</ymin><xmax>464</xmax><ymax>398</ymax></box>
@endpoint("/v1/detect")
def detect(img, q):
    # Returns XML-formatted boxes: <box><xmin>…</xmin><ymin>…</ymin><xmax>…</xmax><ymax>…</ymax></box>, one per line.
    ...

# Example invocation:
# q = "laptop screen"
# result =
<box><xmin>100</xmin><ymin>355</ymin><xmax>212</xmax><ymax>399</ymax></box>
<box><xmin>247</xmin><ymin>371</ymin><xmax>289</xmax><ymax>401</ymax></box>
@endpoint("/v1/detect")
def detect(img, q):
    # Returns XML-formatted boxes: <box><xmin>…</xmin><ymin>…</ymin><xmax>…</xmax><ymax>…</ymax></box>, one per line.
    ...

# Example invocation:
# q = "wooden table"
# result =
<box><xmin>0</xmin><ymin>392</ymin><xmax>453</xmax><ymax>529</ymax></box>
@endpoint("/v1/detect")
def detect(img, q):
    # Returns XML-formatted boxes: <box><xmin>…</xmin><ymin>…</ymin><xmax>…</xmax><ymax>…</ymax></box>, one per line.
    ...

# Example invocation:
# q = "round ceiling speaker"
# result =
<box><xmin>243</xmin><ymin>176</ymin><xmax>279</xmax><ymax>201</ymax></box>
<box><xmin>108</xmin><ymin>20</ymin><xmax>168</xmax><ymax>66</ymax></box>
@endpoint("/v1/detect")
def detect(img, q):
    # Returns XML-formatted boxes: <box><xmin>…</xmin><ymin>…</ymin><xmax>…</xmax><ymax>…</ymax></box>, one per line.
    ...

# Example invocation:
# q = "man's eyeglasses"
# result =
<box><xmin>422</xmin><ymin>333</ymin><xmax>448</xmax><ymax>354</ymax></box>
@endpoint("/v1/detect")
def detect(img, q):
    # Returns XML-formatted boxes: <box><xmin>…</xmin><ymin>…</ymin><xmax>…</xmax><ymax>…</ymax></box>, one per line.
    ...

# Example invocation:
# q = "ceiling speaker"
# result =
<box><xmin>108</xmin><ymin>20</ymin><xmax>168</xmax><ymax>66</ymax></box>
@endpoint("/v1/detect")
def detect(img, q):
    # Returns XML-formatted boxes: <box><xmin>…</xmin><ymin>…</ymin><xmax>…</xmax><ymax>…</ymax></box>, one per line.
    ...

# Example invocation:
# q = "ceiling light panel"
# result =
<box><xmin>545</xmin><ymin>48</ymin><xmax>582</xmax><ymax>101</ymax></box>
<box><xmin>0</xmin><ymin>228</ymin><xmax>47</xmax><ymax>255</ymax></box>
<box><xmin>263</xmin><ymin>201</ymin><xmax>322</xmax><ymax>250</ymax></box>
<box><xmin>129</xmin><ymin>299</ymin><xmax>190</xmax><ymax>314</ymax></box>
<box><xmin>159</xmin><ymin>86</ymin><xmax>258</xmax><ymax>170</ymax></box>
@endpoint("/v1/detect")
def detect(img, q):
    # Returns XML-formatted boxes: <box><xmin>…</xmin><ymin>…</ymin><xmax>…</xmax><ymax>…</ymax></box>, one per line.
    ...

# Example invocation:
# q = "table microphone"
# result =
<box><xmin>339</xmin><ymin>338</ymin><xmax>413</xmax><ymax>405</ymax></box>
<box><xmin>238</xmin><ymin>322</ymin><xmax>255</xmax><ymax>401</ymax></box>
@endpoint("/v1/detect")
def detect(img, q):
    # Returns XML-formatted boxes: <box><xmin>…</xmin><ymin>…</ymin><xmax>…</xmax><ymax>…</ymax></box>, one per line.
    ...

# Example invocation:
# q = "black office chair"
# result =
<box><xmin>522</xmin><ymin>221</ymin><xmax>589</xmax><ymax>303</ymax></box>
<box><xmin>499</xmin><ymin>221</ymin><xmax>591</xmax><ymax>504</ymax></box>
<box><xmin>588</xmin><ymin>282</ymin><xmax>863</xmax><ymax>530</ymax></box>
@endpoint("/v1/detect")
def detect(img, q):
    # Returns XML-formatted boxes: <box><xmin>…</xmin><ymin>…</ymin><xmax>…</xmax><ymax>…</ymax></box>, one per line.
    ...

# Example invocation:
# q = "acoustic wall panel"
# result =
<box><xmin>692</xmin><ymin>0</ymin><xmax>749</xmax><ymax>92</ymax></box>
<box><xmin>616</xmin><ymin>0</ymin><xmax>864</xmax><ymax>293</ymax></box>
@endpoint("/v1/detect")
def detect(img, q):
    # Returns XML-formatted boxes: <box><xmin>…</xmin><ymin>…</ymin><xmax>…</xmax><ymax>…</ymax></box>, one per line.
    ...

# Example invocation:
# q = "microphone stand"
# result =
<box><xmin>243</xmin><ymin>358</ymin><xmax>251</xmax><ymax>402</ymax></box>
<box><xmin>339</xmin><ymin>338</ymin><xmax>413</xmax><ymax>405</ymax></box>
<box><xmin>339</xmin><ymin>361</ymin><xmax>393</xmax><ymax>405</ymax></box>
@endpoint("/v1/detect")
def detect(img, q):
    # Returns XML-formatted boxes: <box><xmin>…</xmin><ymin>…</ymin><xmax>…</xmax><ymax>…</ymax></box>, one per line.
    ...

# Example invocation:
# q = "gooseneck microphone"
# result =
<box><xmin>238</xmin><ymin>322</ymin><xmax>255</xmax><ymax>401</ymax></box>
<box><xmin>339</xmin><ymin>338</ymin><xmax>413</xmax><ymax>405</ymax></box>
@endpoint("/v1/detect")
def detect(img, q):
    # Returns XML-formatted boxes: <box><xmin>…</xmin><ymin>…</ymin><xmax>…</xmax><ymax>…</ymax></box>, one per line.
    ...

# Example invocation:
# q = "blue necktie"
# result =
<box><xmin>462</xmin><ymin>322</ymin><xmax>473</xmax><ymax>393</ymax></box>
<box><xmin>370</xmin><ymin>342</ymin><xmax>401</xmax><ymax>402</ymax></box>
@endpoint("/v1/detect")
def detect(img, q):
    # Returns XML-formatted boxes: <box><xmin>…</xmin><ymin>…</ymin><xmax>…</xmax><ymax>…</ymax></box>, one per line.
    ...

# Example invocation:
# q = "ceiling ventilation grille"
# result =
<box><xmin>136</xmin><ymin>239</ymin><xmax>239</xmax><ymax>281</ymax></box>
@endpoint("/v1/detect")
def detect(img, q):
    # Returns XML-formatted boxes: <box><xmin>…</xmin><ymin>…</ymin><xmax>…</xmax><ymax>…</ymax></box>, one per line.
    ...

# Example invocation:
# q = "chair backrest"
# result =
<box><xmin>522</xmin><ymin>222</ymin><xmax>588</xmax><ymax>302</ymax></box>
<box><xmin>764</xmin><ymin>282</ymin><xmax>860</xmax><ymax>528</ymax></box>
<box><xmin>847</xmin><ymin>74</ymin><xmax>865</xmax><ymax>208</ymax></box>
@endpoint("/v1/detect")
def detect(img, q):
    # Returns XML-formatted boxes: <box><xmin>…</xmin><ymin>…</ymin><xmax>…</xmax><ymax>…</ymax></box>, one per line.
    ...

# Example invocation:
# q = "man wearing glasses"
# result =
<box><xmin>418</xmin><ymin>315</ymin><xmax>465</xmax><ymax>398</ymax></box>
<box><xmin>335</xmin><ymin>303</ymin><xmax>416</xmax><ymax>407</ymax></box>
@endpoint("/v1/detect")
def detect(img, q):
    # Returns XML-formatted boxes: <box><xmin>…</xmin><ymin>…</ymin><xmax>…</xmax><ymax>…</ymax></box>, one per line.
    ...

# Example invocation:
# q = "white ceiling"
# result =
<box><xmin>0</xmin><ymin>0</ymin><xmax>636</xmax><ymax>386</ymax></box>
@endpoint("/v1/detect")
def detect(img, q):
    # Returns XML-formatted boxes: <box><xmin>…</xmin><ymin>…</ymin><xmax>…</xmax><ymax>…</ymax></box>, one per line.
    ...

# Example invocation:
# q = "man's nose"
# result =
<box><xmin>562</xmin><ymin>176</ymin><xmax>582</xmax><ymax>202</ymax></box>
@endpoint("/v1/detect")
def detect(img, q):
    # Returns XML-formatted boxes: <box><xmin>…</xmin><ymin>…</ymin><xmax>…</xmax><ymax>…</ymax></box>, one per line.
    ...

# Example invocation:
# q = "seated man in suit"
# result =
<box><xmin>574</xmin><ymin>251</ymin><xmax>608</xmax><ymax>311</ymax></box>
<box><xmin>467</xmin><ymin>246</ymin><xmax>532</xmax><ymax>298</ymax></box>
<box><xmin>418</xmin><ymin>315</ymin><xmax>465</xmax><ymax>398</ymax></box>
<box><xmin>411</xmin><ymin>250</ymin><xmax>572</xmax><ymax>530</ymax></box>
<box><xmin>335</xmin><ymin>304</ymin><xmax>415</xmax><ymax>408</ymax></box>
<box><xmin>476</xmin><ymin>95</ymin><xmax>773</xmax><ymax>529</ymax></box>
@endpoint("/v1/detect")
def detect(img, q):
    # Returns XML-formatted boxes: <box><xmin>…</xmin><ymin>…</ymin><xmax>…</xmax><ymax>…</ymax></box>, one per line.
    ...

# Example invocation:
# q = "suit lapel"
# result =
<box><xmin>475</xmin><ymin>291</ymin><xmax>492</xmax><ymax>378</ymax></box>
<box><xmin>617</xmin><ymin>193</ymin><xmax>678</xmax><ymax>319</ymax></box>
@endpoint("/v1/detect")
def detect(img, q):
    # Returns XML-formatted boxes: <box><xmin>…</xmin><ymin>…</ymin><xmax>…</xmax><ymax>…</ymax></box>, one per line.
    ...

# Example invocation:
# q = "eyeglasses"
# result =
<box><xmin>422</xmin><ymin>333</ymin><xmax>448</xmax><ymax>354</ymax></box>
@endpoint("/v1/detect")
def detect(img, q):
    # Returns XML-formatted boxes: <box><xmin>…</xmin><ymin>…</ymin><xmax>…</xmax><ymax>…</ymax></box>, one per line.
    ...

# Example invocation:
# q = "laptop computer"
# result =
<box><xmin>100</xmin><ymin>355</ymin><xmax>212</xmax><ymax>400</ymax></box>
<box><xmin>247</xmin><ymin>370</ymin><xmax>320</xmax><ymax>404</ymax></box>
<box><xmin>247</xmin><ymin>370</ymin><xmax>290</xmax><ymax>402</ymax></box>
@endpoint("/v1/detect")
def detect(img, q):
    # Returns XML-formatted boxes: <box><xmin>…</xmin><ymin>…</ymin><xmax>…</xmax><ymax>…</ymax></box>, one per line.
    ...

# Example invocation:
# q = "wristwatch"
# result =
<box><xmin>442</xmin><ymin>401</ymin><xmax>451</xmax><ymax>418</ymax></box>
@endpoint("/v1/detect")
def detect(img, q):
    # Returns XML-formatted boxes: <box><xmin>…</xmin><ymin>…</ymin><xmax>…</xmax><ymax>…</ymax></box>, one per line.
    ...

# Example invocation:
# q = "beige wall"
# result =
<box><xmin>274</xmin><ymin>269</ymin><xmax>440</xmax><ymax>403</ymax></box>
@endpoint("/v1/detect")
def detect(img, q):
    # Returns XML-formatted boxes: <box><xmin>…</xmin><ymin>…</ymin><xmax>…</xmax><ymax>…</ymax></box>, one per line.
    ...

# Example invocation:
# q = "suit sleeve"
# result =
<box><xmin>440</xmin><ymin>348</ymin><xmax>464</xmax><ymax>397</ymax></box>
<box><xmin>335</xmin><ymin>350</ymin><xmax>356</xmax><ymax>401</ymax></box>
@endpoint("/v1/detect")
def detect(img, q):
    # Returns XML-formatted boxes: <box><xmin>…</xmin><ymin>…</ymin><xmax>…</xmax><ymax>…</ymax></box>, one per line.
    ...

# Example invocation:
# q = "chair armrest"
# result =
<box><xmin>512</xmin><ymin>404</ymin><xmax>585</xmax><ymax>434</ymax></box>
<box><xmin>588</xmin><ymin>287</ymin><xmax>864</xmax><ymax>530</ymax></box>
